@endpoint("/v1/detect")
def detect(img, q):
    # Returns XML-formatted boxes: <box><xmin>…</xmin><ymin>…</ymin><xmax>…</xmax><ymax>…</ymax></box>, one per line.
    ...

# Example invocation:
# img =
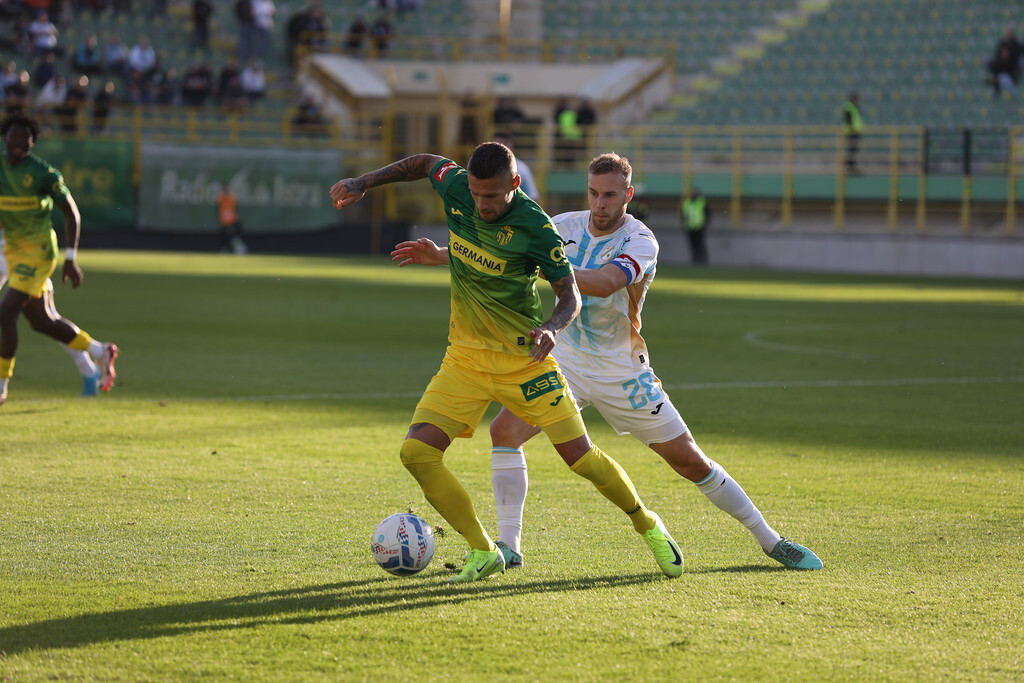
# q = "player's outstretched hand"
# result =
<box><xmin>62</xmin><ymin>259</ymin><xmax>83</xmax><ymax>288</ymax></box>
<box><xmin>391</xmin><ymin>238</ymin><xmax>445</xmax><ymax>267</ymax></box>
<box><xmin>330</xmin><ymin>178</ymin><xmax>367</xmax><ymax>209</ymax></box>
<box><xmin>528</xmin><ymin>326</ymin><xmax>557</xmax><ymax>362</ymax></box>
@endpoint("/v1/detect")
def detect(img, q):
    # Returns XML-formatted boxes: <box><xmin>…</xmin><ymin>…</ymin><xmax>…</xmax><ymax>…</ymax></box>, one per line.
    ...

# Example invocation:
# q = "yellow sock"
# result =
<box><xmin>570</xmin><ymin>445</ymin><xmax>656</xmax><ymax>533</ymax></box>
<box><xmin>399</xmin><ymin>438</ymin><xmax>494</xmax><ymax>551</ymax></box>
<box><xmin>67</xmin><ymin>331</ymin><xmax>93</xmax><ymax>352</ymax></box>
<box><xmin>0</xmin><ymin>356</ymin><xmax>14</xmax><ymax>379</ymax></box>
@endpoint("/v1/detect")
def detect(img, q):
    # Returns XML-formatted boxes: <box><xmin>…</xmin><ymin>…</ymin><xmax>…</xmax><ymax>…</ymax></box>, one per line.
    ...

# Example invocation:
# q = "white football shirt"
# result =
<box><xmin>552</xmin><ymin>210</ymin><xmax>659</xmax><ymax>378</ymax></box>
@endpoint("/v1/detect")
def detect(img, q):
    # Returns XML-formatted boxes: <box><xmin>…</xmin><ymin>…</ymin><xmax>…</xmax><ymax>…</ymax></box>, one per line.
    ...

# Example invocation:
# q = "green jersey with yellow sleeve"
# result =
<box><xmin>428</xmin><ymin>158</ymin><xmax>572</xmax><ymax>355</ymax></box>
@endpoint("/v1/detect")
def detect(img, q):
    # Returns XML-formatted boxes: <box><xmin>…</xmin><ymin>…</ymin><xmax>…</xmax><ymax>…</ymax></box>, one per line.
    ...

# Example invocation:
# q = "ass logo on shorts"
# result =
<box><xmin>520</xmin><ymin>371</ymin><xmax>563</xmax><ymax>401</ymax></box>
<box><xmin>13</xmin><ymin>263</ymin><xmax>37</xmax><ymax>278</ymax></box>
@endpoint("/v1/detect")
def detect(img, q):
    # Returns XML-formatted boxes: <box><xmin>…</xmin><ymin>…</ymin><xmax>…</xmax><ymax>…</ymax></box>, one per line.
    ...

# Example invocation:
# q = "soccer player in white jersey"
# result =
<box><xmin>392</xmin><ymin>152</ymin><xmax>822</xmax><ymax>572</ymax></box>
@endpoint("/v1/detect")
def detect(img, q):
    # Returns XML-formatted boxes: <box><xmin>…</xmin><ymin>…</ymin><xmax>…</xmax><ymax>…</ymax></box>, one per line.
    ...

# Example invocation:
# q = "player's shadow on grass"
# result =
<box><xmin>0</xmin><ymin>572</ymin><xmax>662</xmax><ymax>655</ymax></box>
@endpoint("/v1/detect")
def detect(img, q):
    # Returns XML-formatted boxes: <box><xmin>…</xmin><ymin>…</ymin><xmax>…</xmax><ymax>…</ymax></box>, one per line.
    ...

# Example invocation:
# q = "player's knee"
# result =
<box><xmin>399</xmin><ymin>438</ymin><xmax>443</xmax><ymax>474</ymax></box>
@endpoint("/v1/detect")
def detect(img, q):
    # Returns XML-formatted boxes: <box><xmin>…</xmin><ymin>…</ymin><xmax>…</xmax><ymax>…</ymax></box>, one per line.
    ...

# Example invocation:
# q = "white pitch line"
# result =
<box><xmin>7</xmin><ymin>376</ymin><xmax>1023</xmax><ymax>406</ymax></box>
<box><xmin>743</xmin><ymin>326</ymin><xmax>877</xmax><ymax>360</ymax></box>
<box><xmin>663</xmin><ymin>376</ymin><xmax>1024</xmax><ymax>391</ymax></box>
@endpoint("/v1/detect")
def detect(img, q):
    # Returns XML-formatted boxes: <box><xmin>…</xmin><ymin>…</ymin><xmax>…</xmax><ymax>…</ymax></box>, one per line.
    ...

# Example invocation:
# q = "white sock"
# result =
<box><xmin>696</xmin><ymin>460</ymin><xmax>781</xmax><ymax>554</ymax></box>
<box><xmin>61</xmin><ymin>344</ymin><xmax>98</xmax><ymax>377</ymax></box>
<box><xmin>86</xmin><ymin>340</ymin><xmax>106</xmax><ymax>361</ymax></box>
<box><xmin>491</xmin><ymin>447</ymin><xmax>528</xmax><ymax>554</ymax></box>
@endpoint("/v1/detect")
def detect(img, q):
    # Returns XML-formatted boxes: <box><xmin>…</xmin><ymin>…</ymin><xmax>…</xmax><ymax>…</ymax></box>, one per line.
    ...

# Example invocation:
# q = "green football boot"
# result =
<box><xmin>447</xmin><ymin>546</ymin><xmax>506</xmax><ymax>583</ymax></box>
<box><xmin>642</xmin><ymin>512</ymin><xmax>683</xmax><ymax>578</ymax></box>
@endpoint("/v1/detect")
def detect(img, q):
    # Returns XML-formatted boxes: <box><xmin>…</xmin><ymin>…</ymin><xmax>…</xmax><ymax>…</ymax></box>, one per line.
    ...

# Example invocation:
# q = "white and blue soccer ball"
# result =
<box><xmin>371</xmin><ymin>513</ymin><xmax>436</xmax><ymax>576</ymax></box>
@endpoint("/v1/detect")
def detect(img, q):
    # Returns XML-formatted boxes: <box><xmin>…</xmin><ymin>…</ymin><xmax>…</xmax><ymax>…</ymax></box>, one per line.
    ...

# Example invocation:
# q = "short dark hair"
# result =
<box><xmin>467</xmin><ymin>141</ymin><xmax>515</xmax><ymax>180</ymax></box>
<box><xmin>0</xmin><ymin>111</ymin><xmax>41</xmax><ymax>142</ymax></box>
<box><xmin>589</xmin><ymin>152</ymin><xmax>632</xmax><ymax>184</ymax></box>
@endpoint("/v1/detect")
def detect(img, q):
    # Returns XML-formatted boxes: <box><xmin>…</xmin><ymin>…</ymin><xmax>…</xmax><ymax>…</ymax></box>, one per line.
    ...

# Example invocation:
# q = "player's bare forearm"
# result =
<box><xmin>58</xmin><ymin>195</ymin><xmax>84</xmax><ymax>287</ymax></box>
<box><xmin>573</xmin><ymin>263</ymin><xmax>629</xmax><ymax>298</ymax></box>
<box><xmin>331</xmin><ymin>154</ymin><xmax>445</xmax><ymax>209</ymax></box>
<box><xmin>528</xmin><ymin>273</ymin><xmax>581</xmax><ymax>361</ymax></box>
<box><xmin>545</xmin><ymin>273</ymin><xmax>581</xmax><ymax>332</ymax></box>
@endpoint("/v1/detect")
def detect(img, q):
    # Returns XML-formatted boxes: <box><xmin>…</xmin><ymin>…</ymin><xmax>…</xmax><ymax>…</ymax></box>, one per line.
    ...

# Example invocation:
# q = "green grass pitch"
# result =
<box><xmin>1</xmin><ymin>251</ymin><xmax>1022</xmax><ymax>680</ymax></box>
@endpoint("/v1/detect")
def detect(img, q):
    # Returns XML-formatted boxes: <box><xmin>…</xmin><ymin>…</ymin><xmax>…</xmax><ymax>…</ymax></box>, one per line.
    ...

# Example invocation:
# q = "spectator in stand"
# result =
<box><xmin>34</xmin><ymin>73</ymin><xmax>66</xmax><ymax>127</ymax></box>
<box><xmin>127</xmin><ymin>35</ymin><xmax>157</xmax><ymax>81</ymax></box>
<box><xmin>103</xmin><ymin>33</ymin><xmax>129</xmax><ymax>79</ymax></box>
<box><xmin>154</xmin><ymin>66</ymin><xmax>180</xmax><ymax>105</ymax></box>
<box><xmin>55</xmin><ymin>73</ymin><xmax>88</xmax><ymax>132</ymax></box>
<box><xmin>988</xmin><ymin>45</ymin><xmax>1020</xmax><ymax>98</ymax></box>
<box><xmin>4</xmin><ymin>17</ymin><xmax>31</xmax><ymax>59</ymax></box>
<box><xmin>576</xmin><ymin>97</ymin><xmax>596</xmax><ymax>152</ymax></box>
<box><xmin>344</xmin><ymin>14</ymin><xmax>367</xmax><ymax>56</ymax></box>
<box><xmin>292</xmin><ymin>93</ymin><xmax>327</xmax><ymax>136</ymax></box>
<box><xmin>302</xmin><ymin>3</ymin><xmax>330</xmax><ymax>53</ymax></box>
<box><xmin>0</xmin><ymin>61</ymin><xmax>19</xmax><ymax>92</ymax></box>
<box><xmin>91</xmin><ymin>79</ymin><xmax>115</xmax><ymax>133</ymax></box>
<box><xmin>251</xmin><ymin>0</ymin><xmax>276</xmax><ymax>60</ymax></box>
<box><xmin>994</xmin><ymin>28</ymin><xmax>1023</xmax><ymax>76</ymax></box>
<box><xmin>33</xmin><ymin>50</ymin><xmax>57</xmax><ymax>88</ymax></box>
<box><xmin>285</xmin><ymin>5</ymin><xmax>308</xmax><ymax>66</ymax></box>
<box><xmin>124</xmin><ymin>68</ymin><xmax>153</xmax><ymax>104</ymax></box>
<box><xmin>180</xmin><ymin>61</ymin><xmax>213</xmax><ymax>107</ymax></box>
<box><xmin>492</xmin><ymin>96</ymin><xmax>525</xmax><ymax>126</ymax></box>
<box><xmin>240</xmin><ymin>58</ymin><xmax>265</xmax><ymax>103</ymax></box>
<box><xmin>27</xmin><ymin>11</ymin><xmax>59</xmax><ymax>59</ymax></box>
<box><xmin>71</xmin><ymin>33</ymin><xmax>103</xmax><ymax>77</ymax></box>
<box><xmin>235</xmin><ymin>0</ymin><xmax>255</xmax><ymax>61</ymax></box>
<box><xmin>3</xmin><ymin>70</ymin><xmax>30</xmax><ymax>114</ymax></box>
<box><xmin>215</xmin><ymin>56</ymin><xmax>241</xmax><ymax>105</ymax></box>
<box><xmin>370</xmin><ymin>11</ymin><xmax>393</xmax><ymax>56</ymax></box>
<box><xmin>191</xmin><ymin>0</ymin><xmax>214</xmax><ymax>55</ymax></box>
<box><xmin>220</xmin><ymin>74</ymin><xmax>247</xmax><ymax>115</ymax></box>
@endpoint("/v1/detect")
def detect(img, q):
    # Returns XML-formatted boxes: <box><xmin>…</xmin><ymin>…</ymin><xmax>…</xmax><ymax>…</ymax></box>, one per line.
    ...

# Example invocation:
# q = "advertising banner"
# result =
<box><xmin>34</xmin><ymin>138</ymin><xmax>135</xmax><ymax>230</ymax></box>
<box><xmin>138</xmin><ymin>144</ymin><xmax>341</xmax><ymax>232</ymax></box>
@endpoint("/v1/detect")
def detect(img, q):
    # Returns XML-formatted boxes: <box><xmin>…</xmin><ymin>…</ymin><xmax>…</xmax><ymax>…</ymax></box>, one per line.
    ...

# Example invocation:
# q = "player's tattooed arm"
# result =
<box><xmin>529</xmin><ymin>273</ymin><xmax>582</xmax><ymax>361</ymax></box>
<box><xmin>332</xmin><ymin>154</ymin><xmax>446</xmax><ymax>208</ymax></box>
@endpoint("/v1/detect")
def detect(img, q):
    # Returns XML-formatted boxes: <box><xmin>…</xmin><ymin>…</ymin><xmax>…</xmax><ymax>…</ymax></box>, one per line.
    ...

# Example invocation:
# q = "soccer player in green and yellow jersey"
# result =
<box><xmin>330</xmin><ymin>142</ymin><xmax>683</xmax><ymax>583</ymax></box>
<box><xmin>0</xmin><ymin>111</ymin><xmax>118</xmax><ymax>406</ymax></box>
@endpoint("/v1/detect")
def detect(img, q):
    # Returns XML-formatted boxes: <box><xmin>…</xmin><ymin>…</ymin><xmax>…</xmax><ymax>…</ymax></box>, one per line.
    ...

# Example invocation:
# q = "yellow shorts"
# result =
<box><xmin>4</xmin><ymin>244</ymin><xmax>57</xmax><ymax>298</ymax></box>
<box><xmin>412</xmin><ymin>344</ymin><xmax>586</xmax><ymax>443</ymax></box>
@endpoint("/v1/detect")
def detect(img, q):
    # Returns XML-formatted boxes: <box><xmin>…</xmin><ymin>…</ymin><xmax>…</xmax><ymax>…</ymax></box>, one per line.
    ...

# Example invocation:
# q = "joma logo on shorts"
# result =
<box><xmin>520</xmin><ymin>372</ymin><xmax>563</xmax><ymax>401</ymax></box>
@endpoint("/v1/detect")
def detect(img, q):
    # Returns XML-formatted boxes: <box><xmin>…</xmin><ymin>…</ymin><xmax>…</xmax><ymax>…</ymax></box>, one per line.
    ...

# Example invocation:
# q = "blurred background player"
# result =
<box><xmin>393</xmin><ymin>153</ymin><xmax>822</xmax><ymax>572</ymax></box>
<box><xmin>0</xmin><ymin>112</ymin><xmax>118</xmax><ymax>406</ymax></box>
<box><xmin>0</xmin><ymin>238</ymin><xmax>102</xmax><ymax>397</ymax></box>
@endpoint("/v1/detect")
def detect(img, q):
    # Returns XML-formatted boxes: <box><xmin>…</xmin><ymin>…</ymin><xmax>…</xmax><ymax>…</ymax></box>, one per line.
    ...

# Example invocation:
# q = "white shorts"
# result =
<box><xmin>557</xmin><ymin>358</ymin><xmax>688</xmax><ymax>446</ymax></box>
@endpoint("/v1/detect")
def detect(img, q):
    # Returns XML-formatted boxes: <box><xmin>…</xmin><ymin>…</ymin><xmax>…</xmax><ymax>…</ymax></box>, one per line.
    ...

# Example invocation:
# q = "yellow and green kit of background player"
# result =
<box><xmin>0</xmin><ymin>150</ymin><xmax>100</xmax><ymax>383</ymax></box>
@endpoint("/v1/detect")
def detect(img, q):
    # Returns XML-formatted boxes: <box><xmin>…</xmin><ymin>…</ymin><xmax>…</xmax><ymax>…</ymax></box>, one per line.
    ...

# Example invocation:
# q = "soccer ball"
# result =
<box><xmin>371</xmin><ymin>513</ymin><xmax>436</xmax><ymax>576</ymax></box>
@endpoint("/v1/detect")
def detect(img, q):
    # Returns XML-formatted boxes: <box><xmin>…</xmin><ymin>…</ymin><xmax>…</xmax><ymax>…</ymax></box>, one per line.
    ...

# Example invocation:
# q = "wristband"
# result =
<box><xmin>65</xmin><ymin>248</ymin><xmax>77</xmax><ymax>261</ymax></box>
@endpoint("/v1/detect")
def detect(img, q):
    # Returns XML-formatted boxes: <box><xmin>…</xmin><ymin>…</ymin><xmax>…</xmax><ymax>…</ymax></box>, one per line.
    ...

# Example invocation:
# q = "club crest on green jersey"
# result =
<box><xmin>496</xmin><ymin>226</ymin><xmax>514</xmax><ymax>246</ymax></box>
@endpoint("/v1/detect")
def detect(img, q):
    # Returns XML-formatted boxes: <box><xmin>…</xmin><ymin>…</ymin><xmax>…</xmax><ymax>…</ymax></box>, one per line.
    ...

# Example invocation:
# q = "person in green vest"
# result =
<box><xmin>842</xmin><ymin>91</ymin><xmax>863</xmax><ymax>173</ymax></box>
<box><xmin>681</xmin><ymin>187</ymin><xmax>710</xmax><ymax>265</ymax></box>
<box><xmin>554</xmin><ymin>98</ymin><xmax>583</xmax><ymax>165</ymax></box>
